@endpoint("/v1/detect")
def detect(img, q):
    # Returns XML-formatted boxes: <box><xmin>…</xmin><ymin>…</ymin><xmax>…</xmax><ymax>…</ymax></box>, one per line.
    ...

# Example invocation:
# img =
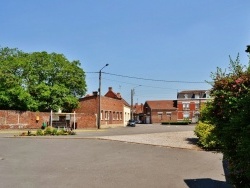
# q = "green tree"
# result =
<box><xmin>206</xmin><ymin>53</ymin><xmax>250</xmax><ymax>187</ymax></box>
<box><xmin>0</xmin><ymin>47</ymin><xmax>87</xmax><ymax>112</ymax></box>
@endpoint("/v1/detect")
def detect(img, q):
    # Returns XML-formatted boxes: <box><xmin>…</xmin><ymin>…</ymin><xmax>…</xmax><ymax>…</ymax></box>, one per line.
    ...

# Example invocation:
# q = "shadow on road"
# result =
<box><xmin>185</xmin><ymin>137</ymin><xmax>198</xmax><ymax>146</ymax></box>
<box><xmin>184</xmin><ymin>178</ymin><xmax>232</xmax><ymax>188</ymax></box>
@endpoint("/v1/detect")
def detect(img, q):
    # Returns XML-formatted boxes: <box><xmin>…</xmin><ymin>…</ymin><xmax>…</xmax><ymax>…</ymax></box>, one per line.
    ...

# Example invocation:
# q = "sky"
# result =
<box><xmin>1</xmin><ymin>0</ymin><xmax>250</xmax><ymax>105</ymax></box>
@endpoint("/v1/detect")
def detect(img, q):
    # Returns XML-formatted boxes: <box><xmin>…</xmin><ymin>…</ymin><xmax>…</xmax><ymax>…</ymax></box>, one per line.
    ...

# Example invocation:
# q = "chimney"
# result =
<box><xmin>108</xmin><ymin>87</ymin><xmax>112</xmax><ymax>91</ymax></box>
<box><xmin>93</xmin><ymin>91</ymin><xmax>98</xmax><ymax>96</ymax></box>
<box><xmin>117</xmin><ymin>93</ymin><xmax>121</xmax><ymax>98</ymax></box>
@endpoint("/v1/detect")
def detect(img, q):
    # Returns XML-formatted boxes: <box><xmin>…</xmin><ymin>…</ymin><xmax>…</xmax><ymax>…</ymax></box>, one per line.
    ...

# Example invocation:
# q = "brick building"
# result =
<box><xmin>76</xmin><ymin>87</ymin><xmax>130</xmax><ymax>128</ymax></box>
<box><xmin>133</xmin><ymin>103</ymin><xmax>144</xmax><ymax>122</ymax></box>
<box><xmin>177</xmin><ymin>90</ymin><xmax>210</xmax><ymax>123</ymax></box>
<box><xmin>143</xmin><ymin>100</ymin><xmax>177</xmax><ymax>124</ymax></box>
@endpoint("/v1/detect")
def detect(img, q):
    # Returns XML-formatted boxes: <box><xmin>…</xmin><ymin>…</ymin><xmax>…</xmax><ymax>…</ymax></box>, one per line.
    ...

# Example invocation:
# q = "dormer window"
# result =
<box><xmin>184</xmin><ymin>94</ymin><xmax>188</xmax><ymax>99</ymax></box>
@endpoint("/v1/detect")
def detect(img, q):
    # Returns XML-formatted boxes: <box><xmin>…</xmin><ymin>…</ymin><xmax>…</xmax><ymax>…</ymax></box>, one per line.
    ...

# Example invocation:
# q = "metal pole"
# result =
<box><xmin>50</xmin><ymin>110</ymin><xmax>52</xmax><ymax>127</ymax></box>
<box><xmin>73</xmin><ymin>111</ymin><xmax>76</xmax><ymax>130</ymax></box>
<box><xmin>98</xmin><ymin>64</ymin><xmax>109</xmax><ymax>129</ymax></box>
<box><xmin>131</xmin><ymin>89</ymin><xmax>133</xmax><ymax>120</ymax></box>
<box><xmin>98</xmin><ymin>70</ymin><xmax>101</xmax><ymax>129</ymax></box>
<box><xmin>131</xmin><ymin>85</ymin><xmax>141</xmax><ymax>120</ymax></box>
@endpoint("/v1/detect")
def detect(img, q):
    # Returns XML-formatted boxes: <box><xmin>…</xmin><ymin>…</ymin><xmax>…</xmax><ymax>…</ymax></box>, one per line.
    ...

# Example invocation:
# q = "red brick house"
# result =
<box><xmin>133</xmin><ymin>103</ymin><xmax>144</xmax><ymax>122</ymax></box>
<box><xmin>143</xmin><ymin>100</ymin><xmax>177</xmax><ymax>124</ymax></box>
<box><xmin>76</xmin><ymin>87</ymin><xmax>130</xmax><ymax>128</ymax></box>
<box><xmin>177</xmin><ymin>90</ymin><xmax>210</xmax><ymax>123</ymax></box>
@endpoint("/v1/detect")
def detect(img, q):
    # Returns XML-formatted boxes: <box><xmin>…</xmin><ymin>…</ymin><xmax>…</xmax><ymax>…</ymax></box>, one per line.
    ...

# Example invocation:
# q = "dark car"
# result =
<box><xmin>127</xmin><ymin>120</ymin><xmax>136</xmax><ymax>127</ymax></box>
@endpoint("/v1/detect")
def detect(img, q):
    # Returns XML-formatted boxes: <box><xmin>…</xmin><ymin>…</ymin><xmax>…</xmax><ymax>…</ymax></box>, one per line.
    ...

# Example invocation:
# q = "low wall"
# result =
<box><xmin>0</xmin><ymin>110</ymin><xmax>96</xmax><ymax>129</ymax></box>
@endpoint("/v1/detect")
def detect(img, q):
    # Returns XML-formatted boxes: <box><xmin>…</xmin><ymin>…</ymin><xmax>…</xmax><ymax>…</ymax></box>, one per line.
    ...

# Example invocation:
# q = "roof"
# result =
<box><xmin>178</xmin><ymin>90</ymin><xmax>207</xmax><ymax>94</ymax></box>
<box><xmin>134</xmin><ymin>103</ymin><xmax>144</xmax><ymax>114</ymax></box>
<box><xmin>104</xmin><ymin>87</ymin><xmax>122</xmax><ymax>99</ymax></box>
<box><xmin>145</xmin><ymin>100</ymin><xmax>177</xmax><ymax>110</ymax></box>
<box><xmin>121</xmin><ymin>98</ymin><xmax>130</xmax><ymax>107</ymax></box>
<box><xmin>177</xmin><ymin>90</ymin><xmax>209</xmax><ymax>99</ymax></box>
<box><xmin>105</xmin><ymin>87</ymin><xmax>130</xmax><ymax>107</ymax></box>
<box><xmin>80</xmin><ymin>87</ymin><xmax>130</xmax><ymax>106</ymax></box>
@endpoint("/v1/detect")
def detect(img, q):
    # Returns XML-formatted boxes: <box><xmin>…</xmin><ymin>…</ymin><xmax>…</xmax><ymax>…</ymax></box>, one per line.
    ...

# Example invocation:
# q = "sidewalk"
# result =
<box><xmin>94</xmin><ymin>131</ymin><xmax>200</xmax><ymax>150</ymax></box>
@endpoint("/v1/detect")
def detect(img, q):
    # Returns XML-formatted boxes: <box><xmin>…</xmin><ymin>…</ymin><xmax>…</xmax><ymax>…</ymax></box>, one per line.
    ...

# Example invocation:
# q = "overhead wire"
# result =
<box><xmin>86</xmin><ymin>71</ymin><xmax>210</xmax><ymax>84</ymax></box>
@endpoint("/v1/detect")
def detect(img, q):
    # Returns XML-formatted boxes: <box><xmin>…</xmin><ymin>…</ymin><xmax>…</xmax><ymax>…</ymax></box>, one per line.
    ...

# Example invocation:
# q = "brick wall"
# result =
<box><xmin>150</xmin><ymin>110</ymin><xmax>177</xmax><ymax>123</ymax></box>
<box><xmin>0</xmin><ymin>110</ymin><xmax>96</xmax><ymax>129</ymax></box>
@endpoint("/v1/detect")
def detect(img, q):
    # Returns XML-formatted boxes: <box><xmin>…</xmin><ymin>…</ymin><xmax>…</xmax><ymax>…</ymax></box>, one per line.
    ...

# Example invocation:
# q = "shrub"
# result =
<box><xmin>204</xmin><ymin>55</ymin><xmax>250</xmax><ymax>186</ymax></box>
<box><xmin>194</xmin><ymin>121</ymin><xmax>220</xmax><ymax>149</ymax></box>
<box><xmin>51</xmin><ymin>128</ymin><xmax>58</xmax><ymax>135</ymax></box>
<box><xmin>36</xmin><ymin>129</ymin><xmax>44</xmax><ymax>136</ymax></box>
<box><xmin>44</xmin><ymin>127</ymin><xmax>53</xmax><ymax>135</ymax></box>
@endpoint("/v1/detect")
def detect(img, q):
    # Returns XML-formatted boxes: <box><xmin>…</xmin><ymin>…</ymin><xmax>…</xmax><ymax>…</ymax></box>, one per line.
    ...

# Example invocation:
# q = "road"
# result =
<box><xmin>0</xmin><ymin>124</ymin><xmax>232</xmax><ymax>188</ymax></box>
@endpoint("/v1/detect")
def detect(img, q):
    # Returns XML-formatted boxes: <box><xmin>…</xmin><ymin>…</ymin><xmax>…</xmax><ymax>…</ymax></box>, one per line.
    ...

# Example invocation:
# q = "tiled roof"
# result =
<box><xmin>122</xmin><ymin>98</ymin><xmax>130</xmax><ymax>107</ymax></box>
<box><xmin>145</xmin><ymin>100</ymin><xmax>177</xmax><ymax>110</ymax></box>
<box><xmin>134</xmin><ymin>103</ymin><xmax>144</xmax><ymax>113</ymax></box>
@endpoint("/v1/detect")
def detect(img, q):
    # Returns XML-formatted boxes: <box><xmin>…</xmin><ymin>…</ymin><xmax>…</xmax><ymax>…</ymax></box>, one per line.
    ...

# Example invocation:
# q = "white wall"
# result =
<box><xmin>123</xmin><ymin>106</ymin><xmax>130</xmax><ymax>126</ymax></box>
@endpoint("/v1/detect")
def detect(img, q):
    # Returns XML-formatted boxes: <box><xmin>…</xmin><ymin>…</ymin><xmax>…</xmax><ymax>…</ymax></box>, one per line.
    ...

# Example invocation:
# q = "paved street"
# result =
<box><xmin>0</xmin><ymin>124</ymin><xmax>232</xmax><ymax>188</ymax></box>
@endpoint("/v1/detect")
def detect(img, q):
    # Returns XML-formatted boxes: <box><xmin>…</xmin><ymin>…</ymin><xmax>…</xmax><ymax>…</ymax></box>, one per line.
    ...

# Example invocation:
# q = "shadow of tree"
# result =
<box><xmin>184</xmin><ymin>178</ymin><xmax>233</xmax><ymax>188</ymax></box>
<box><xmin>185</xmin><ymin>137</ymin><xmax>198</xmax><ymax>146</ymax></box>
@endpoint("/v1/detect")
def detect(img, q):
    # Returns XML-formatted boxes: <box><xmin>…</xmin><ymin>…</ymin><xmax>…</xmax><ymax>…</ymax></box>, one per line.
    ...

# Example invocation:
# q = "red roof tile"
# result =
<box><xmin>145</xmin><ymin>100</ymin><xmax>177</xmax><ymax>110</ymax></box>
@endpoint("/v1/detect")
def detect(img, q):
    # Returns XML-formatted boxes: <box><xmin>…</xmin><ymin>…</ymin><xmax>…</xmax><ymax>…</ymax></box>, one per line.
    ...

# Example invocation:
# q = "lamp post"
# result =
<box><xmin>98</xmin><ymin>64</ymin><xmax>109</xmax><ymax>129</ymax></box>
<box><xmin>131</xmin><ymin>85</ymin><xmax>141</xmax><ymax>120</ymax></box>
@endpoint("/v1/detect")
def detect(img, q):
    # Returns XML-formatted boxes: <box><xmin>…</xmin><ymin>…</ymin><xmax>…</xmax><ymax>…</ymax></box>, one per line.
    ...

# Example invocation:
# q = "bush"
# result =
<box><xmin>194</xmin><ymin>121</ymin><xmax>220</xmax><ymax>149</ymax></box>
<box><xmin>18</xmin><ymin>127</ymin><xmax>76</xmax><ymax>136</ymax></box>
<box><xmin>44</xmin><ymin>127</ymin><xmax>53</xmax><ymax>135</ymax></box>
<box><xmin>204</xmin><ymin>55</ymin><xmax>250</xmax><ymax>186</ymax></box>
<box><xmin>36</xmin><ymin>129</ymin><xmax>44</xmax><ymax>136</ymax></box>
<box><xmin>51</xmin><ymin>128</ymin><xmax>58</xmax><ymax>135</ymax></box>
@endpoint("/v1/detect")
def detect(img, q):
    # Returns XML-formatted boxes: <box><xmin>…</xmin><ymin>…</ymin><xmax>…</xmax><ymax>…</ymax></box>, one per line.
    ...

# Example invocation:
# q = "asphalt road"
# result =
<box><xmin>0</xmin><ymin>124</ymin><xmax>232</xmax><ymax>188</ymax></box>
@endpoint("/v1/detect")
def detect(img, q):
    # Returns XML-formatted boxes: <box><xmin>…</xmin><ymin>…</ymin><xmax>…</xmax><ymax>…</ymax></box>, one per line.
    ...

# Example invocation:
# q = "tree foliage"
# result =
<box><xmin>0</xmin><ymin>47</ymin><xmax>87</xmax><ymax>112</ymax></box>
<box><xmin>204</xmin><ymin>53</ymin><xmax>250</xmax><ymax>187</ymax></box>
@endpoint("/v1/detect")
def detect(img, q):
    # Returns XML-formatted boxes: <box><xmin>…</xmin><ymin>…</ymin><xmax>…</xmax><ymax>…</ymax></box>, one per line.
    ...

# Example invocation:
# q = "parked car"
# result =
<box><xmin>127</xmin><ymin>120</ymin><xmax>136</xmax><ymax>127</ymax></box>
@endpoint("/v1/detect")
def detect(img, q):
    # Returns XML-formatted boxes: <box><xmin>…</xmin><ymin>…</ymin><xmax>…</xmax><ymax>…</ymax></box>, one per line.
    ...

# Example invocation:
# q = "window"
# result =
<box><xmin>113</xmin><ymin>112</ymin><xmax>116</xmax><ymax>120</ymax></box>
<box><xmin>109</xmin><ymin>111</ymin><xmax>111</xmax><ymax>120</ymax></box>
<box><xmin>158</xmin><ymin>112</ymin><xmax>163</xmax><ymax>120</ymax></box>
<box><xmin>120</xmin><ymin>112</ymin><xmax>122</xmax><ymax>120</ymax></box>
<box><xmin>117</xmin><ymin>112</ymin><xmax>119</xmax><ymax>120</ymax></box>
<box><xmin>105</xmin><ymin>111</ymin><xmax>108</xmax><ymax>120</ymax></box>
<box><xmin>183</xmin><ymin>103</ymin><xmax>190</xmax><ymax>110</ymax></box>
<box><xmin>183</xmin><ymin>112</ymin><xmax>190</xmax><ymax>118</ymax></box>
<box><xmin>195</xmin><ymin>103</ymin><xmax>199</xmax><ymax>110</ymax></box>
<box><xmin>101</xmin><ymin>110</ymin><xmax>103</xmax><ymax>120</ymax></box>
<box><xmin>184</xmin><ymin>94</ymin><xmax>188</xmax><ymax>99</ymax></box>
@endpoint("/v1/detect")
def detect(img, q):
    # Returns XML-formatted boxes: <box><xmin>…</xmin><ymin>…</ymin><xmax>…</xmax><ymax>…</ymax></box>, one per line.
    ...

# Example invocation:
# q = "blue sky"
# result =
<box><xmin>1</xmin><ymin>0</ymin><xmax>250</xmax><ymax>104</ymax></box>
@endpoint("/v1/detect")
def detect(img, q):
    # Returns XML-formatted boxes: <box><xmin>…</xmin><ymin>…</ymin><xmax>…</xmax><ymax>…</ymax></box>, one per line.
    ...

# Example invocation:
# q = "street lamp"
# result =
<box><xmin>98</xmin><ymin>64</ymin><xmax>109</xmax><ymax>129</ymax></box>
<box><xmin>131</xmin><ymin>85</ymin><xmax>141</xmax><ymax>120</ymax></box>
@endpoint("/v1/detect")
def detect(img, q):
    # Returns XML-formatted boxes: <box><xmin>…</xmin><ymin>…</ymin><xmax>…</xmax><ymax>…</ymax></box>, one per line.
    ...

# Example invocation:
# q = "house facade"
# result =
<box><xmin>143</xmin><ymin>100</ymin><xmax>178</xmax><ymax>124</ymax></box>
<box><xmin>133</xmin><ymin>103</ymin><xmax>144</xmax><ymax>122</ymax></box>
<box><xmin>177</xmin><ymin>90</ymin><xmax>210</xmax><ymax>123</ymax></box>
<box><xmin>76</xmin><ymin>87</ymin><xmax>130</xmax><ymax>128</ymax></box>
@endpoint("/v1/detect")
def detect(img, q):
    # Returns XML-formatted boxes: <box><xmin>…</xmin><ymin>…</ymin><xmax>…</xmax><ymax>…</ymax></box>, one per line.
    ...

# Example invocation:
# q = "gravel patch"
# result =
<box><xmin>95</xmin><ymin>131</ymin><xmax>200</xmax><ymax>150</ymax></box>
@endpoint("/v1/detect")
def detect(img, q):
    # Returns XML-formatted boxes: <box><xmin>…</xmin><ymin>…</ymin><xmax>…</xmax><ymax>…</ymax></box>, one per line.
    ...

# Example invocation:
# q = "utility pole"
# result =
<box><xmin>130</xmin><ymin>85</ymin><xmax>141</xmax><ymax>120</ymax></box>
<box><xmin>98</xmin><ymin>64</ymin><xmax>109</xmax><ymax>129</ymax></box>
<box><xmin>131</xmin><ymin>89</ymin><xmax>134</xmax><ymax>120</ymax></box>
